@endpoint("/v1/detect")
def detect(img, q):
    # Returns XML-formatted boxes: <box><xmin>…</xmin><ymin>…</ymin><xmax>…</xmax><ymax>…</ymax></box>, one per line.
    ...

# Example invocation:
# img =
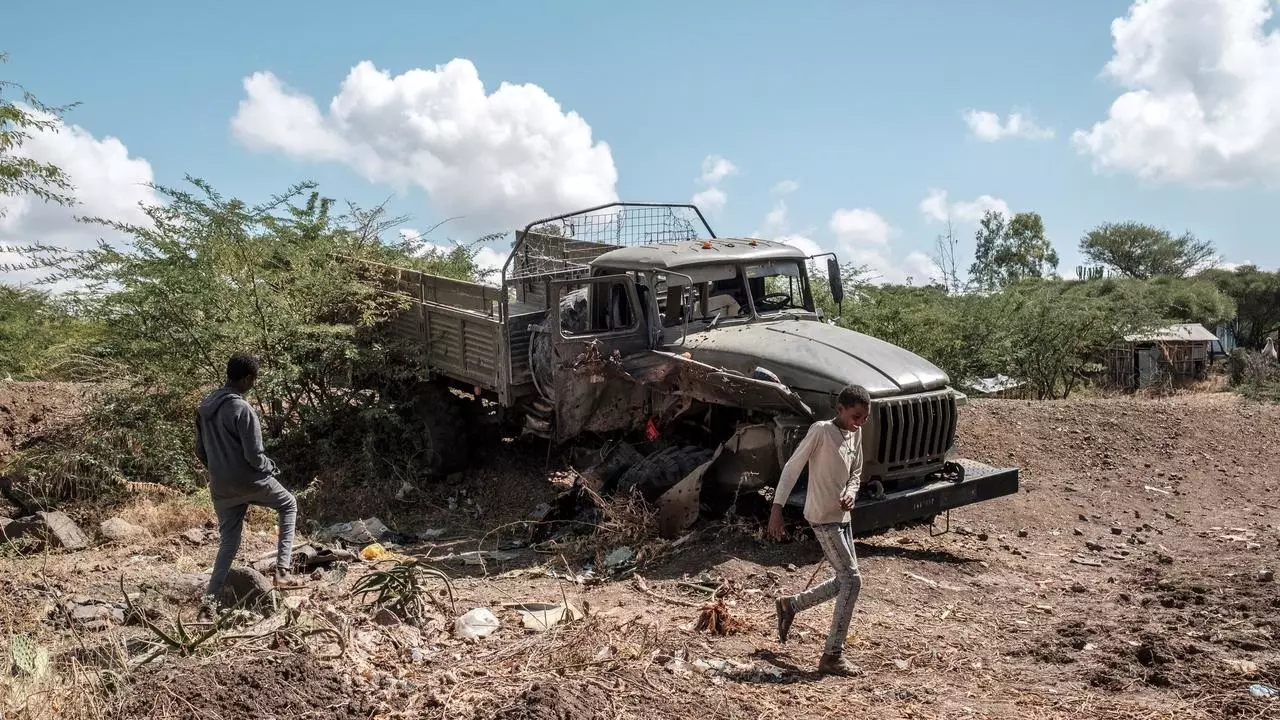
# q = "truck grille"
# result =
<box><xmin>873</xmin><ymin>391</ymin><xmax>957</xmax><ymax>470</ymax></box>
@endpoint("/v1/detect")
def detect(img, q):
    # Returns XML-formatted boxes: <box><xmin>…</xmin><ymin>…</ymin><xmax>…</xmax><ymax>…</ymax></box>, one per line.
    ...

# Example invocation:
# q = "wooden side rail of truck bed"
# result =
<box><xmin>338</xmin><ymin>255</ymin><xmax>510</xmax><ymax>396</ymax></box>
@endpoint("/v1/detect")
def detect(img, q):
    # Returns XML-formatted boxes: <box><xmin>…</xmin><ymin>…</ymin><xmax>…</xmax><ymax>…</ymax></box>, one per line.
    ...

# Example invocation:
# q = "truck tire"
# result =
<box><xmin>405</xmin><ymin>382</ymin><xmax>476</xmax><ymax>476</ymax></box>
<box><xmin>614</xmin><ymin>445</ymin><xmax>714</xmax><ymax>502</ymax></box>
<box><xmin>529</xmin><ymin>288</ymin><xmax>589</xmax><ymax>401</ymax></box>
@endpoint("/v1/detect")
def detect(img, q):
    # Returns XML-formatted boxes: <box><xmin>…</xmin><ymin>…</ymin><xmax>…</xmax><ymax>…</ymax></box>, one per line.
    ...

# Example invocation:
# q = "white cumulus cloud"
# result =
<box><xmin>771</xmin><ymin>179</ymin><xmax>799</xmax><ymax>195</ymax></box>
<box><xmin>691</xmin><ymin>187</ymin><xmax>728</xmax><ymax>214</ymax></box>
<box><xmin>0</xmin><ymin>110</ymin><xmax>158</xmax><ymax>289</ymax></box>
<box><xmin>690</xmin><ymin>154</ymin><xmax>736</xmax><ymax>214</ymax></box>
<box><xmin>829</xmin><ymin>208</ymin><xmax>940</xmax><ymax>285</ymax></box>
<box><xmin>230</xmin><ymin>59</ymin><xmax>619</xmax><ymax>232</ymax></box>
<box><xmin>699</xmin><ymin>155</ymin><xmax>738</xmax><ymax>185</ymax></box>
<box><xmin>919</xmin><ymin>188</ymin><xmax>1012</xmax><ymax>224</ymax></box>
<box><xmin>963</xmin><ymin>110</ymin><xmax>1056</xmax><ymax>142</ymax></box>
<box><xmin>1072</xmin><ymin>0</ymin><xmax>1280</xmax><ymax>185</ymax></box>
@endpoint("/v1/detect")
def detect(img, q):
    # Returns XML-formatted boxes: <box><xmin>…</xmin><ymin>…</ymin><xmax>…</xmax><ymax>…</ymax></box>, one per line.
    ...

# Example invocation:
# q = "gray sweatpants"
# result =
<box><xmin>789</xmin><ymin>522</ymin><xmax>862</xmax><ymax>655</ymax></box>
<box><xmin>205</xmin><ymin>478</ymin><xmax>297</xmax><ymax>600</ymax></box>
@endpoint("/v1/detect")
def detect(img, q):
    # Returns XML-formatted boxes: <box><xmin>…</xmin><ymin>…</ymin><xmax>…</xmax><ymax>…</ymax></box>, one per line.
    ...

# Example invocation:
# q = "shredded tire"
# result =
<box><xmin>614</xmin><ymin>445</ymin><xmax>714</xmax><ymax>501</ymax></box>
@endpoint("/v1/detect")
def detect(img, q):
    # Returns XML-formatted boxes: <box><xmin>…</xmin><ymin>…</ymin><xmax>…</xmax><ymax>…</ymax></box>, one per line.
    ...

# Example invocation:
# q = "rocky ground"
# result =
<box><xmin>1</xmin><ymin>385</ymin><xmax>1277</xmax><ymax>719</ymax></box>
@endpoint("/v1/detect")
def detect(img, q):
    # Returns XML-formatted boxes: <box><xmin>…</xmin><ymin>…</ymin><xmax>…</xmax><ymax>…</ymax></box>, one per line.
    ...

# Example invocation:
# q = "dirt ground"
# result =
<box><xmin>2</xmin><ymin>386</ymin><xmax>1277</xmax><ymax>720</ymax></box>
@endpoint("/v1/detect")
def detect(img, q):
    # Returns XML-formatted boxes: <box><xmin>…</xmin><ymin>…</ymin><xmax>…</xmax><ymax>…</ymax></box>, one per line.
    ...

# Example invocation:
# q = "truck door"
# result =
<box><xmin>549</xmin><ymin>275</ymin><xmax>651</xmax><ymax>443</ymax></box>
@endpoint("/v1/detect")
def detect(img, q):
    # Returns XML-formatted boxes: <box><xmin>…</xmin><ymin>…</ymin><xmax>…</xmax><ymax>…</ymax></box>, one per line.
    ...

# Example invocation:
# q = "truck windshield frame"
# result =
<box><xmin>741</xmin><ymin>259</ymin><xmax>813</xmax><ymax>316</ymax></box>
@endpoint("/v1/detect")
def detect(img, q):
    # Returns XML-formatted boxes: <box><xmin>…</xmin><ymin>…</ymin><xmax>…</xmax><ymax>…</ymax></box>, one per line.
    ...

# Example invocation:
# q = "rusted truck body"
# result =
<box><xmin>354</xmin><ymin>202</ymin><xmax>1018</xmax><ymax>537</ymax></box>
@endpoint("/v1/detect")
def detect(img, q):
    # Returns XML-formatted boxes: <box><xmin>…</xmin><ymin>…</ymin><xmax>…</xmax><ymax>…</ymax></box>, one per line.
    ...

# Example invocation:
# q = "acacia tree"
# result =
<box><xmin>1199</xmin><ymin>264</ymin><xmax>1280</xmax><ymax>349</ymax></box>
<box><xmin>969</xmin><ymin>210</ymin><xmax>1059</xmax><ymax>291</ymax></box>
<box><xmin>0</xmin><ymin>52</ymin><xmax>75</xmax><ymax>216</ymax></box>
<box><xmin>1080</xmin><ymin>221</ymin><xmax>1216</xmax><ymax>279</ymax></box>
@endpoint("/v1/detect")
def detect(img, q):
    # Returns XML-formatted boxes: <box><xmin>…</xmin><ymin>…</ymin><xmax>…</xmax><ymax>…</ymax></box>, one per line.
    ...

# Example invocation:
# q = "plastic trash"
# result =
<box><xmin>1250</xmin><ymin>683</ymin><xmax>1278</xmax><ymax>699</ymax></box>
<box><xmin>454</xmin><ymin>608</ymin><xmax>500</xmax><ymax>640</ymax></box>
<box><xmin>360</xmin><ymin>543</ymin><xmax>388</xmax><ymax>561</ymax></box>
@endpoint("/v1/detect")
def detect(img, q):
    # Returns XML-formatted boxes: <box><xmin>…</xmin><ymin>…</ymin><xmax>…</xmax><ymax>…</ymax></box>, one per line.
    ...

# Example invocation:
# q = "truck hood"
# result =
<box><xmin>677</xmin><ymin>319</ymin><xmax>950</xmax><ymax>397</ymax></box>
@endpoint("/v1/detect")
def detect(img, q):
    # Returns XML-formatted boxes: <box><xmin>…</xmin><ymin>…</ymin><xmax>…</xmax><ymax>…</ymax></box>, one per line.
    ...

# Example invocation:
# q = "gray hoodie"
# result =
<box><xmin>195</xmin><ymin>385</ymin><xmax>278</xmax><ymax>509</ymax></box>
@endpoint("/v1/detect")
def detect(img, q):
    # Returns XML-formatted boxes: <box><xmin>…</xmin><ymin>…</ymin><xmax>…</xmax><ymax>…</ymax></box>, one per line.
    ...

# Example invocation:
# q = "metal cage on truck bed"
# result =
<box><xmin>345</xmin><ymin>203</ymin><xmax>719</xmax><ymax>406</ymax></box>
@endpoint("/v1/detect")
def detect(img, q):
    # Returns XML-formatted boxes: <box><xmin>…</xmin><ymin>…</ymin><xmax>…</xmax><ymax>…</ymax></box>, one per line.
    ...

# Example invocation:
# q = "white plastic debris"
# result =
<box><xmin>454</xmin><ymin>608</ymin><xmax>500</xmax><ymax>640</ymax></box>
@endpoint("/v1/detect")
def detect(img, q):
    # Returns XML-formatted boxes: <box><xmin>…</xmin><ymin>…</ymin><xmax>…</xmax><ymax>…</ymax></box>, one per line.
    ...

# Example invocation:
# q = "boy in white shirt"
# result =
<box><xmin>767</xmin><ymin>384</ymin><xmax>870</xmax><ymax>676</ymax></box>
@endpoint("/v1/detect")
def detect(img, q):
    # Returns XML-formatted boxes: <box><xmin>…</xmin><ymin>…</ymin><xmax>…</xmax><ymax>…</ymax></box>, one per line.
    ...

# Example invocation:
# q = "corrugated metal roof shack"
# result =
<box><xmin>1107</xmin><ymin>323</ymin><xmax>1219</xmax><ymax>389</ymax></box>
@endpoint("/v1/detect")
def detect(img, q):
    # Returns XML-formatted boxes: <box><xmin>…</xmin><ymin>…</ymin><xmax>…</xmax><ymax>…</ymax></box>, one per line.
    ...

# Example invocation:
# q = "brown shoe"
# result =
<box><xmin>818</xmin><ymin>652</ymin><xmax>861</xmax><ymax>677</ymax></box>
<box><xmin>273</xmin><ymin>570</ymin><xmax>308</xmax><ymax>589</ymax></box>
<box><xmin>775</xmin><ymin>597</ymin><xmax>796</xmax><ymax>643</ymax></box>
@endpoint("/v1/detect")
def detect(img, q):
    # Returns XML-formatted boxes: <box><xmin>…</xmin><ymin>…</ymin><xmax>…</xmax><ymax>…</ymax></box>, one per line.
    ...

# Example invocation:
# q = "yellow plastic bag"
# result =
<box><xmin>360</xmin><ymin>543</ymin><xmax>388</xmax><ymax>561</ymax></box>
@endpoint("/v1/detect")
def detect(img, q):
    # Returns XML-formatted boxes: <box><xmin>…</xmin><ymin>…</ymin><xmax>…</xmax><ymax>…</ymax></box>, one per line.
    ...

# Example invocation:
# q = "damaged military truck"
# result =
<box><xmin>348</xmin><ymin>202</ymin><xmax>1019</xmax><ymax>538</ymax></box>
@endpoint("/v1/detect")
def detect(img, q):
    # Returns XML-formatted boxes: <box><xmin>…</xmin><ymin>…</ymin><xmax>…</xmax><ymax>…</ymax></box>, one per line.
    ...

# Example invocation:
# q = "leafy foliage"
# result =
<box><xmin>352</xmin><ymin>559</ymin><xmax>456</xmax><ymax>620</ymax></box>
<box><xmin>1197</xmin><ymin>264</ymin><xmax>1280</xmax><ymax>350</ymax></box>
<box><xmin>1079</xmin><ymin>221</ymin><xmax>1216</xmax><ymax>279</ymax></box>
<box><xmin>0</xmin><ymin>286</ymin><xmax>100</xmax><ymax>379</ymax></box>
<box><xmin>0</xmin><ymin>52</ymin><xmax>76</xmax><ymax>216</ymax></box>
<box><xmin>4</xmin><ymin>177</ymin><xmax>490</xmax><ymax>506</ymax></box>
<box><xmin>969</xmin><ymin>211</ymin><xmax>1059</xmax><ymax>291</ymax></box>
<box><xmin>1227</xmin><ymin>349</ymin><xmax>1280</xmax><ymax>403</ymax></box>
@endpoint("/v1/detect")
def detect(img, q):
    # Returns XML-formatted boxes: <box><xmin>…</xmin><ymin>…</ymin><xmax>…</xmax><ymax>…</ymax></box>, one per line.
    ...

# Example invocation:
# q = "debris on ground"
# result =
<box><xmin>691</xmin><ymin>658</ymin><xmax>786</xmax><ymax>683</ymax></box>
<box><xmin>693</xmin><ymin>599</ymin><xmax>749</xmax><ymax>635</ymax></box>
<box><xmin>504</xmin><ymin>602</ymin><xmax>584</xmax><ymax>632</ymax></box>
<box><xmin>454</xmin><ymin>607</ymin><xmax>500</xmax><ymax>640</ymax></box>
<box><xmin>180</xmin><ymin>527</ymin><xmax>215</xmax><ymax>545</ymax></box>
<box><xmin>98</xmin><ymin>517</ymin><xmax>151</xmax><ymax>542</ymax></box>
<box><xmin>1250</xmin><ymin>683</ymin><xmax>1278</xmax><ymax>699</ymax></box>
<box><xmin>0</xmin><ymin>511</ymin><xmax>89</xmax><ymax>551</ymax></box>
<box><xmin>442</xmin><ymin>549</ymin><xmax>520</xmax><ymax>565</ymax></box>
<box><xmin>316</xmin><ymin>517</ymin><xmax>416</xmax><ymax>546</ymax></box>
<box><xmin>53</xmin><ymin>598</ymin><xmax>127</xmax><ymax>631</ymax></box>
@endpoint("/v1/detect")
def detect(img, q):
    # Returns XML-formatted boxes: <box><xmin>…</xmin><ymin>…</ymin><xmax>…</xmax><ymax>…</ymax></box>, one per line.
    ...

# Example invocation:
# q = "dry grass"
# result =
<box><xmin>114</xmin><ymin>490</ymin><xmax>279</xmax><ymax>537</ymax></box>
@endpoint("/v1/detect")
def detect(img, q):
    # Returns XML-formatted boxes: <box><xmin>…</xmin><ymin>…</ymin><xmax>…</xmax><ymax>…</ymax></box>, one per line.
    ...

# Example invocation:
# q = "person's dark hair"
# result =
<box><xmin>836</xmin><ymin>384</ymin><xmax>870</xmax><ymax>409</ymax></box>
<box><xmin>226</xmin><ymin>353</ymin><xmax>260</xmax><ymax>384</ymax></box>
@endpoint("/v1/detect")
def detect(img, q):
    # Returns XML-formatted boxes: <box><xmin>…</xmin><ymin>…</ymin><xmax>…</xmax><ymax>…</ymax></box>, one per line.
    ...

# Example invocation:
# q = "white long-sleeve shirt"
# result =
<box><xmin>772</xmin><ymin>420</ymin><xmax>863</xmax><ymax>525</ymax></box>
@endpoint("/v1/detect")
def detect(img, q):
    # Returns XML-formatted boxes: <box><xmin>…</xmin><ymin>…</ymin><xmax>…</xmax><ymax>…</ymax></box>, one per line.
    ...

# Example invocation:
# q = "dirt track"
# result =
<box><xmin>2</xmin><ymin>390</ymin><xmax>1278</xmax><ymax>719</ymax></box>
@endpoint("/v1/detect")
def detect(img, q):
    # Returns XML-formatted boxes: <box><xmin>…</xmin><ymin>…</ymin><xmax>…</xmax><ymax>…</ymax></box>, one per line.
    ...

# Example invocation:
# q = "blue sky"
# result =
<box><xmin>4</xmin><ymin>0</ymin><xmax>1278</xmax><ymax>285</ymax></box>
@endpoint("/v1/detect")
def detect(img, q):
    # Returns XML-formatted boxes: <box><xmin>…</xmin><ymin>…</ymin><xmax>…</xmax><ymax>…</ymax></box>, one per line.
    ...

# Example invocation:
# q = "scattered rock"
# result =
<box><xmin>1016</xmin><ymin>529</ymin><xmax>1028</xmax><ymax>538</ymax></box>
<box><xmin>1226</xmin><ymin>659</ymin><xmax>1259</xmax><ymax>678</ymax></box>
<box><xmin>1078</xmin><ymin>514</ymin><xmax>1088</xmax><ymax>522</ymax></box>
<box><xmin>67</xmin><ymin>602</ymin><xmax>126</xmax><ymax>631</ymax></box>
<box><xmin>1110</xmin><ymin>527</ymin><xmax>1123</xmax><ymax>536</ymax></box>
<box><xmin>977</xmin><ymin>533</ymin><xmax>989</xmax><ymax>542</ymax></box>
<box><xmin>99</xmin><ymin>517</ymin><xmax>150</xmax><ymax>543</ymax></box>
<box><xmin>1072</xmin><ymin>528</ymin><xmax>1083</xmax><ymax>536</ymax></box>
<box><xmin>316</xmin><ymin>517</ymin><xmax>392</xmax><ymax>545</ymax></box>
<box><xmin>1258</xmin><ymin>568</ymin><xmax>1275</xmax><ymax>583</ymax></box>
<box><xmin>1085</xmin><ymin>541</ymin><xmax>1105</xmax><ymax>552</ymax></box>
<box><xmin>51</xmin><ymin>599</ymin><xmax>126</xmax><ymax>632</ymax></box>
<box><xmin>0</xmin><ymin>511</ymin><xmax>89</xmax><ymax>552</ymax></box>
<box><xmin>180</xmin><ymin>528</ymin><xmax>213</xmax><ymax>545</ymax></box>
<box><xmin>217</xmin><ymin>567</ymin><xmax>275</xmax><ymax>614</ymax></box>
<box><xmin>1070</xmin><ymin>582</ymin><xmax>1087</xmax><ymax>593</ymax></box>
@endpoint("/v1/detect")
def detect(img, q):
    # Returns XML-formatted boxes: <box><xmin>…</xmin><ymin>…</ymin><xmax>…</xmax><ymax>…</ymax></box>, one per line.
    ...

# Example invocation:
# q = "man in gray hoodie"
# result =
<box><xmin>196</xmin><ymin>353</ymin><xmax>303</xmax><ymax>608</ymax></box>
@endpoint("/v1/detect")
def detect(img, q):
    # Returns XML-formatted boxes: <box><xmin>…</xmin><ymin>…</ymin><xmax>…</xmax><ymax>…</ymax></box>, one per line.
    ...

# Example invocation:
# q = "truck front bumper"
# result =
<box><xmin>785</xmin><ymin>458</ymin><xmax>1020</xmax><ymax>536</ymax></box>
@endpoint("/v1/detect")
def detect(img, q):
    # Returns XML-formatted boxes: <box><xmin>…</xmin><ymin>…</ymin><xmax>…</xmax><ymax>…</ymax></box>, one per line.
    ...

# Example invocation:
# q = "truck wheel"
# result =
<box><xmin>614</xmin><ymin>446</ymin><xmax>714</xmax><ymax>502</ymax></box>
<box><xmin>406</xmin><ymin>382</ymin><xmax>477</xmax><ymax>476</ymax></box>
<box><xmin>529</xmin><ymin>288</ymin><xmax>589</xmax><ymax>401</ymax></box>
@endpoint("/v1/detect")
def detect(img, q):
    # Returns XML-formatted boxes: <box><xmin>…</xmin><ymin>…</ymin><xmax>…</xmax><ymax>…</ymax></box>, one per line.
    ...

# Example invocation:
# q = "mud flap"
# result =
<box><xmin>654</xmin><ymin>423</ymin><xmax>782</xmax><ymax>538</ymax></box>
<box><xmin>655</xmin><ymin>450</ymin><xmax>722</xmax><ymax>539</ymax></box>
